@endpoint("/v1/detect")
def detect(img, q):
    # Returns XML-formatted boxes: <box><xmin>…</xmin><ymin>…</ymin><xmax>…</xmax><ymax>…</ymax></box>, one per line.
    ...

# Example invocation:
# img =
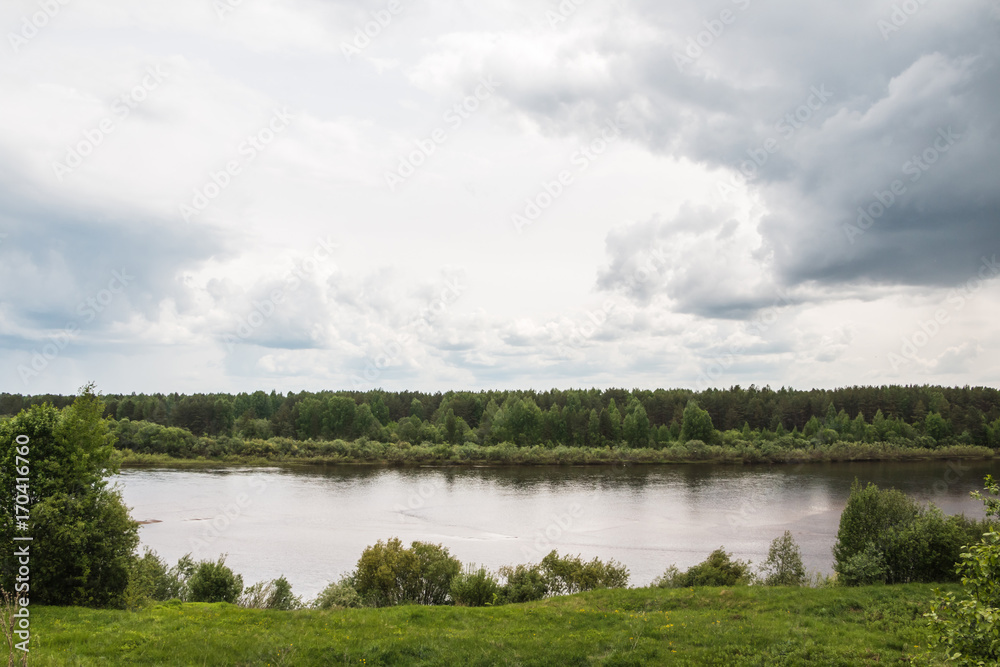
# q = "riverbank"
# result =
<box><xmin>18</xmin><ymin>583</ymin><xmax>954</xmax><ymax>665</ymax></box>
<box><xmin>116</xmin><ymin>441</ymin><xmax>996</xmax><ymax>468</ymax></box>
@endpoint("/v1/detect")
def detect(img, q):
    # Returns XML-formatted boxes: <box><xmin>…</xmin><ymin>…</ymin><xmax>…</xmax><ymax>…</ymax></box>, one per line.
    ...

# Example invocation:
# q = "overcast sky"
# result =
<box><xmin>1</xmin><ymin>0</ymin><xmax>998</xmax><ymax>395</ymax></box>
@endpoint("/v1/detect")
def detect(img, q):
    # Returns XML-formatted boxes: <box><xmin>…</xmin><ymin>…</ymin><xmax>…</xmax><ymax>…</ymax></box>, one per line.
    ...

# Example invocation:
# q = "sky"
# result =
<box><xmin>1</xmin><ymin>0</ymin><xmax>998</xmax><ymax>396</ymax></box>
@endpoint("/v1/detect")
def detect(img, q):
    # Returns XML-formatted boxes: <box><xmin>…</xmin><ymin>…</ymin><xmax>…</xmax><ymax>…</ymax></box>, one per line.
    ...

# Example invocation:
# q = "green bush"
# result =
<box><xmin>654</xmin><ymin>548</ymin><xmax>753</xmax><ymax>588</ymax></box>
<box><xmin>122</xmin><ymin>550</ymin><xmax>175</xmax><ymax>609</ymax></box>
<box><xmin>834</xmin><ymin>480</ymin><xmax>992</xmax><ymax>586</ymax></box>
<box><xmin>353</xmin><ymin>538</ymin><xmax>461</xmax><ymax>607</ymax></box>
<box><xmin>187</xmin><ymin>556</ymin><xmax>243</xmax><ymax>603</ymax></box>
<box><xmin>926</xmin><ymin>476</ymin><xmax>1000</xmax><ymax>665</ymax></box>
<box><xmin>312</xmin><ymin>578</ymin><xmax>362</xmax><ymax>609</ymax></box>
<box><xmin>238</xmin><ymin>575</ymin><xmax>301</xmax><ymax>610</ymax></box>
<box><xmin>498</xmin><ymin>563</ymin><xmax>549</xmax><ymax>603</ymax></box>
<box><xmin>539</xmin><ymin>551</ymin><xmax>629</xmax><ymax>594</ymax></box>
<box><xmin>450</xmin><ymin>566</ymin><xmax>499</xmax><ymax>607</ymax></box>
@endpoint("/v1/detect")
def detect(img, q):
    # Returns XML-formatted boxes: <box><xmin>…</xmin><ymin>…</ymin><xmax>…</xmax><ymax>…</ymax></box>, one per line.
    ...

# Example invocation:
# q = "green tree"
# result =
<box><xmin>680</xmin><ymin>401</ymin><xmax>714</xmax><ymax>443</ymax></box>
<box><xmin>623</xmin><ymin>400</ymin><xmax>651</xmax><ymax>448</ymax></box>
<box><xmin>0</xmin><ymin>385</ymin><xmax>139</xmax><ymax>607</ymax></box>
<box><xmin>759</xmin><ymin>531</ymin><xmax>806</xmax><ymax>586</ymax></box>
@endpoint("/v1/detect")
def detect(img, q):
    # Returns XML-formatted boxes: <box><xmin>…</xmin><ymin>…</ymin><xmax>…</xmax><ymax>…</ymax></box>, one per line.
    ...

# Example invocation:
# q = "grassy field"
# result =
<box><xmin>12</xmin><ymin>584</ymin><xmax>955</xmax><ymax>666</ymax></box>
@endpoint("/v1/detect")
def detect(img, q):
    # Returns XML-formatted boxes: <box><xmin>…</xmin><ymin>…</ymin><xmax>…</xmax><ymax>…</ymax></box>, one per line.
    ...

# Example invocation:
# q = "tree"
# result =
<box><xmin>759</xmin><ymin>531</ymin><xmax>806</xmax><ymax>586</ymax></box>
<box><xmin>623</xmin><ymin>400</ymin><xmax>651</xmax><ymax>448</ymax></box>
<box><xmin>680</xmin><ymin>401</ymin><xmax>714</xmax><ymax>443</ymax></box>
<box><xmin>0</xmin><ymin>384</ymin><xmax>139</xmax><ymax>607</ymax></box>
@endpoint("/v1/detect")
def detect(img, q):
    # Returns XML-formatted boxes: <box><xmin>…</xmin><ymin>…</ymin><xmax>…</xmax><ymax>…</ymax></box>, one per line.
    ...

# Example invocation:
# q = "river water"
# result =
<box><xmin>116</xmin><ymin>459</ymin><xmax>997</xmax><ymax>600</ymax></box>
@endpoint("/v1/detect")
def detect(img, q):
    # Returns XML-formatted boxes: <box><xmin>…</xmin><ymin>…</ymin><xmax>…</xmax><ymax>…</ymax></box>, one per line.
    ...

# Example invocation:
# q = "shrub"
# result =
<box><xmin>834</xmin><ymin>480</ymin><xmax>992</xmax><ymax>585</ymax></box>
<box><xmin>312</xmin><ymin>578</ymin><xmax>362</xmax><ymax>609</ymax></box>
<box><xmin>926</xmin><ymin>476</ymin><xmax>1000</xmax><ymax>665</ymax></box>
<box><xmin>498</xmin><ymin>563</ymin><xmax>549</xmax><ymax>603</ymax></box>
<box><xmin>539</xmin><ymin>551</ymin><xmax>629</xmax><ymax>594</ymax></box>
<box><xmin>122</xmin><ymin>550</ymin><xmax>174</xmax><ymax>610</ymax></box>
<box><xmin>759</xmin><ymin>531</ymin><xmax>807</xmax><ymax>586</ymax></box>
<box><xmin>239</xmin><ymin>575</ymin><xmax>301</xmax><ymax>610</ymax></box>
<box><xmin>187</xmin><ymin>556</ymin><xmax>243</xmax><ymax>603</ymax></box>
<box><xmin>655</xmin><ymin>548</ymin><xmax>753</xmax><ymax>588</ymax></box>
<box><xmin>410</xmin><ymin>541</ymin><xmax>462</xmax><ymax>605</ymax></box>
<box><xmin>353</xmin><ymin>538</ymin><xmax>460</xmax><ymax>607</ymax></box>
<box><xmin>450</xmin><ymin>566</ymin><xmax>499</xmax><ymax>607</ymax></box>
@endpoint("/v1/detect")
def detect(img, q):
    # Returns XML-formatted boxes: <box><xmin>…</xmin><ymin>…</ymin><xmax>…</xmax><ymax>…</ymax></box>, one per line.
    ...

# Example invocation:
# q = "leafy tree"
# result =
<box><xmin>623</xmin><ymin>400</ymin><xmax>651</xmax><ymax>448</ymax></box>
<box><xmin>759</xmin><ymin>531</ymin><xmax>807</xmax><ymax>586</ymax></box>
<box><xmin>498</xmin><ymin>563</ymin><xmax>549</xmax><ymax>603</ymax></box>
<box><xmin>680</xmin><ymin>401</ymin><xmax>715</xmax><ymax>443</ymax></box>
<box><xmin>539</xmin><ymin>551</ymin><xmax>629</xmax><ymax>594</ymax></box>
<box><xmin>312</xmin><ymin>577</ymin><xmax>361</xmax><ymax>609</ymax></box>
<box><xmin>0</xmin><ymin>385</ymin><xmax>139</xmax><ymax>607</ymax></box>
<box><xmin>925</xmin><ymin>412</ymin><xmax>951</xmax><ymax>441</ymax></box>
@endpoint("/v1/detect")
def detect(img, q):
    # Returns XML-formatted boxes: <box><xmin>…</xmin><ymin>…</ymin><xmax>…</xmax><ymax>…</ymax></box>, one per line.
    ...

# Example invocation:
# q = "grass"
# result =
<box><xmin>12</xmin><ymin>584</ymin><xmax>955</xmax><ymax>666</ymax></box>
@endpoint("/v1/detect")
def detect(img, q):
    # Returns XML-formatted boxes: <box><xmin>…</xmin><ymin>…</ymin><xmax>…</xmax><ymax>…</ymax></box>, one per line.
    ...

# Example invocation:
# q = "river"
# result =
<box><xmin>116</xmin><ymin>459</ymin><xmax>997</xmax><ymax>600</ymax></box>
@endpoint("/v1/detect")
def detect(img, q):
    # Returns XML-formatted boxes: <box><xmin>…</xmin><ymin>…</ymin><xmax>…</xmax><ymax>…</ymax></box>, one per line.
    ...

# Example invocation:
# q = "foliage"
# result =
<box><xmin>654</xmin><ymin>548</ymin><xmax>753</xmax><ymax>588</ymax></box>
<box><xmin>680</xmin><ymin>401</ymin><xmax>715</xmax><ymax>444</ymax></box>
<box><xmin>759</xmin><ymin>531</ymin><xmax>807</xmax><ymax>586</ymax></box>
<box><xmin>834</xmin><ymin>480</ymin><xmax>991</xmax><ymax>586</ymax></box>
<box><xmin>312</xmin><ymin>578</ymin><xmax>362</xmax><ymax>609</ymax></box>
<box><xmin>122</xmin><ymin>550</ymin><xmax>175</xmax><ymax>610</ymax></box>
<box><xmin>449</xmin><ymin>565</ymin><xmax>500</xmax><ymax>607</ymax></box>
<box><xmin>352</xmin><ymin>538</ymin><xmax>460</xmax><ymax>607</ymax></box>
<box><xmin>0</xmin><ymin>385</ymin><xmax>139</xmax><ymax>607</ymax></box>
<box><xmin>186</xmin><ymin>556</ymin><xmax>243</xmax><ymax>604</ymax></box>
<box><xmin>497</xmin><ymin>563</ymin><xmax>550</xmax><ymax>603</ymax></box>
<box><xmin>539</xmin><ymin>551</ymin><xmax>629</xmax><ymax>594</ymax></box>
<box><xmin>926</xmin><ymin>476</ymin><xmax>1000</xmax><ymax>665</ymax></box>
<box><xmin>238</xmin><ymin>576</ymin><xmax>302</xmax><ymax>610</ymax></box>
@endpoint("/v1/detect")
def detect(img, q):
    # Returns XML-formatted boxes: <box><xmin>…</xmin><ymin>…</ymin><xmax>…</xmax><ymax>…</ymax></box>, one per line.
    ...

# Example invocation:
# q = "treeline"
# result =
<box><xmin>3</xmin><ymin>385</ymin><xmax>1000</xmax><ymax>450</ymax></box>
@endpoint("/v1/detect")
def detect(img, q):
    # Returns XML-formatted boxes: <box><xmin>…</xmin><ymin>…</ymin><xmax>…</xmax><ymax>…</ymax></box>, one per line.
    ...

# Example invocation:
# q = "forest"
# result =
<box><xmin>3</xmin><ymin>385</ymin><xmax>999</xmax><ymax>452</ymax></box>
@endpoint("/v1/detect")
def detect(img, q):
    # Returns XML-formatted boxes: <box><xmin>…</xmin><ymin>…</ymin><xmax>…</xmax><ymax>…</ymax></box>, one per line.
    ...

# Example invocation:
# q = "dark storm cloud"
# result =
<box><xmin>464</xmin><ymin>0</ymin><xmax>1000</xmax><ymax>312</ymax></box>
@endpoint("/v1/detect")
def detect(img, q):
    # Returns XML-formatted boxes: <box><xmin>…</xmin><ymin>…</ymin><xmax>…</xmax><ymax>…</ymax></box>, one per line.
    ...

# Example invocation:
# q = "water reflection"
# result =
<box><xmin>116</xmin><ymin>459</ymin><xmax>997</xmax><ymax>600</ymax></box>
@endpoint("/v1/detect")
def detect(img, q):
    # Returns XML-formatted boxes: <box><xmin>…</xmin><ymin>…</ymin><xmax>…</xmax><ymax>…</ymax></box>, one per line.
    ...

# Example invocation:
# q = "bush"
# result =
<box><xmin>353</xmin><ymin>538</ymin><xmax>460</xmax><ymax>607</ymax></box>
<box><xmin>834</xmin><ymin>480</ymin><xmax>992</xmax><ymax>585</ymax></box>
<box><xmin>312</xmin><ymin>578</ymin><xmax>362</xmax><ymax>609</ymax></box>
<box><xmin>187</xmin><ymin>556</ymin><xmax>243</xmax><ymax>603</ymax></box>
<box><xmin>759</xmin><ymin>531</ymin><xmax>807</xmax><ymax>586</ymax></box>
<box><xmin>239</xmin><ymin>575</ymin><xmax>301</xmax><ymax>610</ymax></box>
<box><xmin>926</xmin><ymin>476</ymin><xmax>1000</xmax><ymax>665</ymax></box>
<box><xmin>498</xmin><ymin>563</ymin><xmax>549</xmax><ymax>603</ymax></box>
<box><xmin>654</xmin><ymin>548</ymin><xmax>753</xmax><ymax>588</ymax></box>
<box><xmin>450</xmin><ymin>566</ymin><xmax>499</xmax><ymax>607</ymax></box>
<box><xmin>539</xmin><ymin>551</ymin><xmax>629</xmax><ymax>594</ymax></box>
<box><xmin>122</xmin><ymin>550</ymin><xmax>174</xmax><ymax>610</ymax></box>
